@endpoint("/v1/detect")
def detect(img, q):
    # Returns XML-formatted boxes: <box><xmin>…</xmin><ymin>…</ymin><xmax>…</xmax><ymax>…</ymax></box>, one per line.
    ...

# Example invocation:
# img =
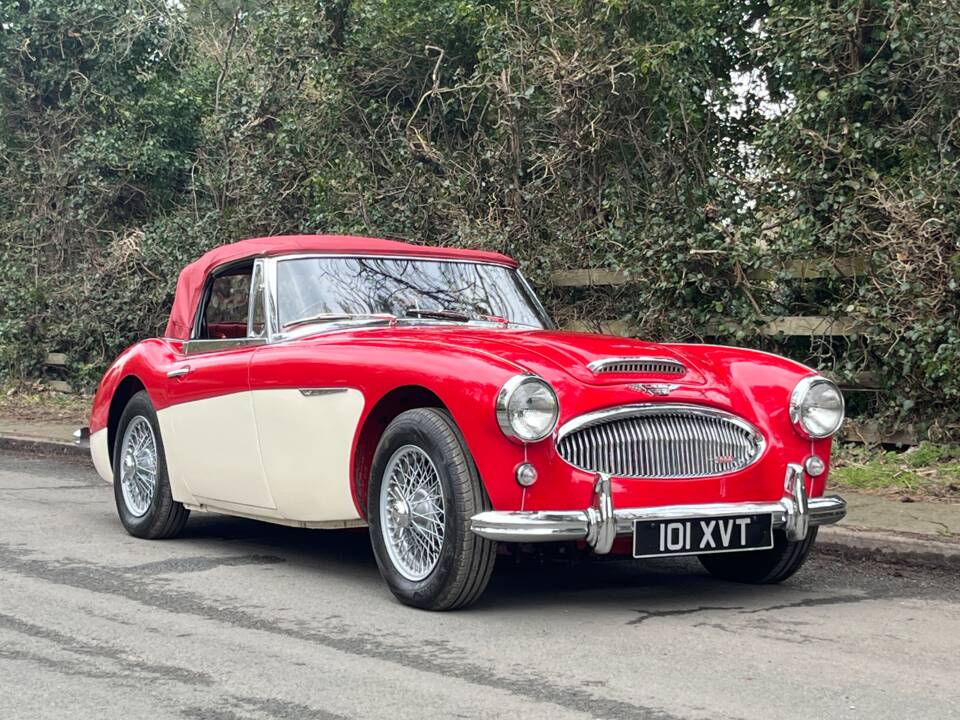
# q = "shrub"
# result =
<box><xmin>1</xmin><ymin>0</ymin><xmax>957</xmax><ymax>437</ymax></box>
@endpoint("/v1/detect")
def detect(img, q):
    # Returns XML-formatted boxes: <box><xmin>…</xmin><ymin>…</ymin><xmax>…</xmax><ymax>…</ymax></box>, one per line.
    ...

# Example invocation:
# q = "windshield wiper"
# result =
<box><xmin>401</xmin><ymin>308</ymin><xmax>542</xmax><ymax>329</ymax></box>
<box><xmin>403</xmin><ymin>308</ymin><xmax>472</xmax><ymax>323</ymax></box>
<box><xmin>282</xmin><ymin>313</ymin><xmax>395</xmax><ymax>331</ymax></box>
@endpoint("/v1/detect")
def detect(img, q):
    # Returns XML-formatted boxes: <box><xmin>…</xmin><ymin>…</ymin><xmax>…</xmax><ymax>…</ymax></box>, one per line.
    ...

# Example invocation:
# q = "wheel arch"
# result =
<box><xmin>352</xmin><ymin>385</ymin><xmax>448</xmax><ymax>518</ymax></box>
<box><xmin>107</xmin><ymin>375</ymin><xmax>148</xmax><ymax>458</ymax></box>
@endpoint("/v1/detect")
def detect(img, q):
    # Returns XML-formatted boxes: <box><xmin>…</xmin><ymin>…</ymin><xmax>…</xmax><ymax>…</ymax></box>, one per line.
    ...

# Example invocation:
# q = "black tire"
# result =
<box><xmin>112</xmin><ymin>390</ymin><xmax>189</xmax><ymax>539</ymax></box>
<box><xmin>368</xmin><ymin>408</ymin><xmax>496</xmax><ymax>610</ymax></box>
<box><xmin>698</xmin><ymin>528</ymin><xmax>818</xmax><ymax>584</ymax></box>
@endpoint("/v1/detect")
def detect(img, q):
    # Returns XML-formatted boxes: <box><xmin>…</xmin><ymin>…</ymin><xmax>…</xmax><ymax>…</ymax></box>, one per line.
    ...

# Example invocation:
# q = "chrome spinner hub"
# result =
<box><xmin>389</xmin><ymin>497</ymin><xmax>411</xmax><ymax>529</ymax></box>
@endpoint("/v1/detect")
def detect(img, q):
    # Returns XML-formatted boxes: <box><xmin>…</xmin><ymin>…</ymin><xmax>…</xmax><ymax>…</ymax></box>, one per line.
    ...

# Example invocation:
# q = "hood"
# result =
<box><xmin>298</xmin><ymin>324</ymin><xmax>815</xmax><ymax>431</ymax></box>
<box><xmin>334</xmin><ymin>325</ymin><xmax>808</xmax><ymax>390</ymax></box>
<box><xmin>443</xmin><ymin>329</ymin><xmax>707</xmax><ymax>386</ymax></box>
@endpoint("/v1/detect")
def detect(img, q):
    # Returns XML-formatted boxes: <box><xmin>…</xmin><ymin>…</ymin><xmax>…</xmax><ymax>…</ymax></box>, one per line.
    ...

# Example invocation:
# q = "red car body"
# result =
<box><xmin>88</xmin><ymin>235</ymin><xmax>846</xmax><ymax>606</ymax></box>
<box><xmin>91</xmin><ymin>326</ymin><xmax>836</xmax><ymax>513</ymax></box>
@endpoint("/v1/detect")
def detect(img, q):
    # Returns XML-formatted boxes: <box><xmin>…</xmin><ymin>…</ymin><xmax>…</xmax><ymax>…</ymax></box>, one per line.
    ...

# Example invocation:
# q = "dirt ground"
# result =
<box><xmin>0</xmin><ymin>384</ymin><xmax>90</xmax><ymax>426</ymax></box>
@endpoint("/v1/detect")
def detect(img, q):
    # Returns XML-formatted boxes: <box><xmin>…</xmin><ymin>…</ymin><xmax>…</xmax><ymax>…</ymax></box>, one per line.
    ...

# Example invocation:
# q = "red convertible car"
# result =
<box><xmin>87</xmin><ymin>235</ymin><xmax>847</xmax><ymax>609</ymax></box>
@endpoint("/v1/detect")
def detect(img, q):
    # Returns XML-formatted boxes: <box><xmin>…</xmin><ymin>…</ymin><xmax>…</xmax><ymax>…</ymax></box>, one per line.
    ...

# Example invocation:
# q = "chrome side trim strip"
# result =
<box><xmin>299</xmin><ymin>388</ymin><xmax>348</xmax><ymax>397</ymax></box>
<box><xmin>182</xmin><ymin>337</ymin><xmax>267</xmax><ymax>356</ymax></box>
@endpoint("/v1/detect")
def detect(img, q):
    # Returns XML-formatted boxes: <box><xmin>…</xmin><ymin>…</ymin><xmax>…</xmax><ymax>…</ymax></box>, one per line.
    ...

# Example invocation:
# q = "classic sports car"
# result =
<box><xmin>87</xmin><ymin>234</ymin><xmax>847</xmax><ymax>609</ymax></box>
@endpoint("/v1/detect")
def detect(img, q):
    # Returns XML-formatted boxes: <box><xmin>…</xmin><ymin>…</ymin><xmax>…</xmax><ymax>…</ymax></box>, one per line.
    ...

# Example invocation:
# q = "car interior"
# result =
<box><xmin>196</xmin><ymin>261</ymin><xmax>257</xmax><ymax>340</ymax></box>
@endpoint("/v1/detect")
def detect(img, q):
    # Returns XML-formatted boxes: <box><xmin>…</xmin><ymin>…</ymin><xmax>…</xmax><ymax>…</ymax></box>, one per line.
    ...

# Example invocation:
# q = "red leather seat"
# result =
<box><xmin>207</xmin><ymin>322</ymin><xmax>246</xmax><ymax>339</ymax></box>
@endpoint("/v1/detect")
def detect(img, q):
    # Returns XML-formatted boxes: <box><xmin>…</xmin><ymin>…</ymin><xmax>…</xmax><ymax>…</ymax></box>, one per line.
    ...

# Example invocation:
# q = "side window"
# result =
<box><xmin>202</xmin><ymin>269</ymin><xmax>251</xmax><ymax>339</ymax></box>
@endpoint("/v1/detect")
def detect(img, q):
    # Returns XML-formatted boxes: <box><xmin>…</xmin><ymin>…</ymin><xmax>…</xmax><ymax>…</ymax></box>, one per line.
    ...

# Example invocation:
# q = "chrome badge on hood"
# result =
<box><xmin>628</xmin><ymin>383</ymin><xmax>680</xmax><ymax>396</ymax></box>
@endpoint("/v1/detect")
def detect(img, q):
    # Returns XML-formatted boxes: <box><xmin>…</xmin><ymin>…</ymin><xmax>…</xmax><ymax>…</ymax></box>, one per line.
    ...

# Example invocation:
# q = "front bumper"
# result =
<box><xmin>471</xmin><ymin>463</ymin><xmax>846</xmax><ymax>554</ymax></box>
<box><xmin>73</xmin><ymin>426</ymin><xmax>90</xmax><ymax>448</ymax></box>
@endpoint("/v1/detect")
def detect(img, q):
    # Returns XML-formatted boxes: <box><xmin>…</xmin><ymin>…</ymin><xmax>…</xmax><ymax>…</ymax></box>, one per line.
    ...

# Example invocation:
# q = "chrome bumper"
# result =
<box><xmin>73</xmin><ymin>426</ymin><xmax>90</xmax><ymax>449</ymax></box>
<box><xmin>470</xmin><ymin>463</ymin><xmax>845</xmax><ymax>554</ymax></box>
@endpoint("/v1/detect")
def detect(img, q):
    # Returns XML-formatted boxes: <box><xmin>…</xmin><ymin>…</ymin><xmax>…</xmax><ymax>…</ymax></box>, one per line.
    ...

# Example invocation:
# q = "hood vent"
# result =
<box><xmin>588</xmin><ymin>356</ymin><xmax>686</xmax><ymax>376</ymax></box>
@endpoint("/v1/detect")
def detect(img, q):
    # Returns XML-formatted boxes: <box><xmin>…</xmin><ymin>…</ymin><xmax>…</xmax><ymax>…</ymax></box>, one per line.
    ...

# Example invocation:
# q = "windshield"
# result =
<box><xmin>276</xmin><ymin>256</ymin><xmax>551</xmax><ymax>331</ymax></box>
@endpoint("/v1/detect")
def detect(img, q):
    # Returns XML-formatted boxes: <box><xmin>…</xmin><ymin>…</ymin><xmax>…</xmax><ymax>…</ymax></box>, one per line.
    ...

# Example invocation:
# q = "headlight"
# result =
<box><xmin>790</xmin><ymin>376</ymin><xmax>845</xmax><ymax>439</ymax></box>
<box><xmin>495</xmin><ymin>375</ymin><xmax>559</xmax><ymax>442</ymax></box>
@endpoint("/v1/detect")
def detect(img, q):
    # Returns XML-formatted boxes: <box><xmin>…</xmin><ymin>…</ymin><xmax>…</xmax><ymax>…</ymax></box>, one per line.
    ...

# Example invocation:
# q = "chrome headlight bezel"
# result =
<box><xmin>495</xmin><ymin>375</ymin><xmax>559</xmax><ymax>443</ymax></box>
<box><xmin>790</xmin><ymin>376</ymin><xmax>845</xmax><ymax>439</ymax></box>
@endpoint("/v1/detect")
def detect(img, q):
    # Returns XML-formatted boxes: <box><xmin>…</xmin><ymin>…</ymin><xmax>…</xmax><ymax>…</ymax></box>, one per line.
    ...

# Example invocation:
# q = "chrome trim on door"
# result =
<box><xmin>166</xmin><ymin>366</ymin><xmax>191</xmax><ymax>378</ymax></box>
<box><xmin>182</xmin><ymin>337</ymin><xmax>268</xmax><ymax>356</ymax></box>
<box><xmin>299</xmin><ymin>388</ymin><xmax>348</xmax><ymax>397</ymax></box>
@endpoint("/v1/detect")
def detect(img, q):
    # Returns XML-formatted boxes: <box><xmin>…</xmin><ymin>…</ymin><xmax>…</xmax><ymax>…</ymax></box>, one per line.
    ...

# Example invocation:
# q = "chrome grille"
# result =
<box><xmin>588</xmin><ymin>357</ymin><xmax>686</xmax><ymax>375</ymax></box>
<box><xmin>556</xmin><ymin>405</ymin><xmax>764</xmax><ymax>479</ymax></box>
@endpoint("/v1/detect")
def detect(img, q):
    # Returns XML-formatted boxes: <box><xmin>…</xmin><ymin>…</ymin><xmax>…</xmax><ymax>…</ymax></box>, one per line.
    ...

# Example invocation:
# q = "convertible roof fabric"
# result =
<box><xmin>163</xmin><ymin>234</ymin><xmax>518</xmax><ymax>339</ymax></box>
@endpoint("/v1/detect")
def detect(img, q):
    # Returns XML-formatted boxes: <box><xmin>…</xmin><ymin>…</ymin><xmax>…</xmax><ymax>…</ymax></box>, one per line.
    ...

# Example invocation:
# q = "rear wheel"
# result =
<box><xmin>698</xmin><ymin>528</ymin><xmax>818</xmax><ymax>584</ymax></box>
<box><xmin>368</xmin><ymin>408</ymin><xmax>496</xmax><ymax>610</ymax></box>
<box><xmin>113</xmin><ymin>391</ymin><xmax>189</xmax><ymax>539</ymax></box>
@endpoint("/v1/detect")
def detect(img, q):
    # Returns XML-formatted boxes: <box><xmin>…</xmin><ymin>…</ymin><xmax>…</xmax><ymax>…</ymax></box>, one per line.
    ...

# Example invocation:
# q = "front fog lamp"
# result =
<box><xmin>804</xmin><ymin>455</ymin><xmax>826</xmax><ymax>477</ymax></box>
<box><xmin>496</xmin><ymin>375</ymin><xmax>559</xmax><ymax>442</ymax></box>
<box><xmin>515</xmin><ymin>462</ymin><xmax>538</xmax><ymax>487</ymax></box>
<box><xmin>790</xmin><ymin>376</ymin><xmax>845</xmax><ymax>439</ymax></box>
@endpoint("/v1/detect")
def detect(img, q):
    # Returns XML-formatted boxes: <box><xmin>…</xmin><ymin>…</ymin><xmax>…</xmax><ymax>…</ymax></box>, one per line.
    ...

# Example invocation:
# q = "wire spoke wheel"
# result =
<box><xmin>119</xmin><ymin>415</ymin><xmax>158</xmax><ymax>518</ymax></box>
<box><xmin>379</xmin><ymin>444</ymin><xmax>446</xmax><ymax>581</ymax></box>
<box><xmin>369</xmin><ymin>409</ymin><xmax>495</xmax><ymax>610</ymax></box>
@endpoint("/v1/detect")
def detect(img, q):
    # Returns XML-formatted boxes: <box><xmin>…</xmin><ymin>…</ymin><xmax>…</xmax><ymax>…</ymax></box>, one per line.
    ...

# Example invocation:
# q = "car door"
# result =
<box><xmin>161</xmin><ymin>260</ymin><xmax>277</xmax><ymax>511</ymax></box>
<box><xmin>247</xmin><ymin>343</ymin><xmax>365</xmax><ymax>524</ymax></box>
<box><xmin>247</xmin><ymin>255</ymin><xmax>365</xmax><ymax>524</ymax></box>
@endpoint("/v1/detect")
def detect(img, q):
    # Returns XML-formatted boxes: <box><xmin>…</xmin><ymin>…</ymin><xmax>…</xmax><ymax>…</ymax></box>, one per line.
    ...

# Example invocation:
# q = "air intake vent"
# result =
<box><xmin>588</xmin><ymin>357</ymin><xmax>686</xmax><ymax>375</ymax></box>
<box><xmin>556</xmin><ymin>404</ymin><xmax>764</xmax><ymax>479</ymax></box>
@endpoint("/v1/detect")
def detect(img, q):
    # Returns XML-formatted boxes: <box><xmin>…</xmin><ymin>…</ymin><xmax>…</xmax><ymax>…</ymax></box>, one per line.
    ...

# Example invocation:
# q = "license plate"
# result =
<box><xmin>633</xmin><ymin>513</ymin><xmax>774</xmax><ymax>559</ymax></box>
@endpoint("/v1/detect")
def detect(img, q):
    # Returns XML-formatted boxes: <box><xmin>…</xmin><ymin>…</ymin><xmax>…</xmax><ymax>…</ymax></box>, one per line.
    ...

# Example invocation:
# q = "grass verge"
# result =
<box><xmin>831</xmin><ymin>442</ymin><xmax>960</xmax><ymax>501</ymax></box>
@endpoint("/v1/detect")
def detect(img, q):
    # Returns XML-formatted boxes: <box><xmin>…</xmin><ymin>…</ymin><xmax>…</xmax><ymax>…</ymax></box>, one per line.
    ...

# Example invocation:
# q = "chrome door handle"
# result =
<box><xmin>167</xmin><ymin>366</ymin><xmax>191</xmax><ymax>379</ymax></box>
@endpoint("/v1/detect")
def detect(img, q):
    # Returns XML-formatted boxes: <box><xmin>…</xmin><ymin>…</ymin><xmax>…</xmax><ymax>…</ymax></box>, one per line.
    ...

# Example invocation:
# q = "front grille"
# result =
<box><xmin>556</xmin><ymin>405</ymin><xmax>764</xmax><ymax>479</ymax></box>
<box><xmin>588</xmin><ymin>357</ymin><xmax>686</xmax><ymax>375</ymax></box>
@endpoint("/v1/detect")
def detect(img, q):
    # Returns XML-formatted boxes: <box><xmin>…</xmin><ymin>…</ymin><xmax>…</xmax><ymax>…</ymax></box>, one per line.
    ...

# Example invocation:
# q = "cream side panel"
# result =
<box><xmin>155</xmin><ymin>408</ymin><xmax>199</xmax><ymax>506</ymax></box>
<box><xmin>158</xmin><ymin>392</ymin><xmax>275</xmax><ymax>509</ymax></box>
<box><xmin>90</xmin><ymin>428</ymin><xmax>112</xmax><ymax>484</ymax></box>
<box><xmin>252</xmin><ymin>388</ymin><xmax>364</xmax><ymax>522</ymax></box>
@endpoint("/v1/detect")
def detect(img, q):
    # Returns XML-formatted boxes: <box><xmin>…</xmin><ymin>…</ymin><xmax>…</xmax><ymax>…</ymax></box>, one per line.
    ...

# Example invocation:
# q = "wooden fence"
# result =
<box><xmin>551</xmin><ymin>255</ymin><xmax>912</xmax><ymax>445</ymax></box>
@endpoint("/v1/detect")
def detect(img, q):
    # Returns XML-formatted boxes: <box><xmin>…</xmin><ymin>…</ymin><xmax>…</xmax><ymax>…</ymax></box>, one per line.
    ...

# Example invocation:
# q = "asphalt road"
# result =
<box><xmin>1</xmin><ymin>453</ymin><xmax>958</xmax><ymax>720</ymax></box>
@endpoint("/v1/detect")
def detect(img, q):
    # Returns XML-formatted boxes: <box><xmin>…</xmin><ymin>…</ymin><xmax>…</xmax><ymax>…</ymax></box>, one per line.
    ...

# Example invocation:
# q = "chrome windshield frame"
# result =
<box><xmin>262</xmin><ymin>253</ymin><xmax>551</xmax><ymax>342</ymax></box>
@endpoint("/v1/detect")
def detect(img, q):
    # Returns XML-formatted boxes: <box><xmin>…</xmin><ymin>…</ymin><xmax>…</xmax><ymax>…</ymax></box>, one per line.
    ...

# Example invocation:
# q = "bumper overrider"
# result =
<box><xmin>470</xmin><ymin>463</ymin><xmax>846</xmax><ymax>554</ymax></box>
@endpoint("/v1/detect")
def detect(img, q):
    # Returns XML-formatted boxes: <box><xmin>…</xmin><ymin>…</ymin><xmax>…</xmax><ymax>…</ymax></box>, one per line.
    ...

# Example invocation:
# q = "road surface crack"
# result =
<box><xmin>628</xmin><ymin>605</ymin><xmax>744</xmax><ymax>625</ymax></box>
<box><xmin>629</xmin><ymin>594</ymin><xmax>866</xmax><ymax>625</ymax></box>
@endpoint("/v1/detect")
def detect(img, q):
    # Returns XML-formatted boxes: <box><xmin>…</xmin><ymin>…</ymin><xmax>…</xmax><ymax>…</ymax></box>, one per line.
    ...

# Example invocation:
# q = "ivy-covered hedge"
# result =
<box><xmin>1</xmin><ymin>0</ymin><xmax>957</xmax><ymax>437</ymax></box>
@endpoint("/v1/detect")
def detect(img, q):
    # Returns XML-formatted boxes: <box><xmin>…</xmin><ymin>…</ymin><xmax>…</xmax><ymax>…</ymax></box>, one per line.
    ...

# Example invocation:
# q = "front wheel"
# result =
<box><xmin>368</xmin><ymin>408</ymin><xmax>496</xmax><ymax>610</ymax></box>
<box><xmin>698</xmin><ymin>528</ymin><xmax>818</xmax><ymax>584</ymax></box>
